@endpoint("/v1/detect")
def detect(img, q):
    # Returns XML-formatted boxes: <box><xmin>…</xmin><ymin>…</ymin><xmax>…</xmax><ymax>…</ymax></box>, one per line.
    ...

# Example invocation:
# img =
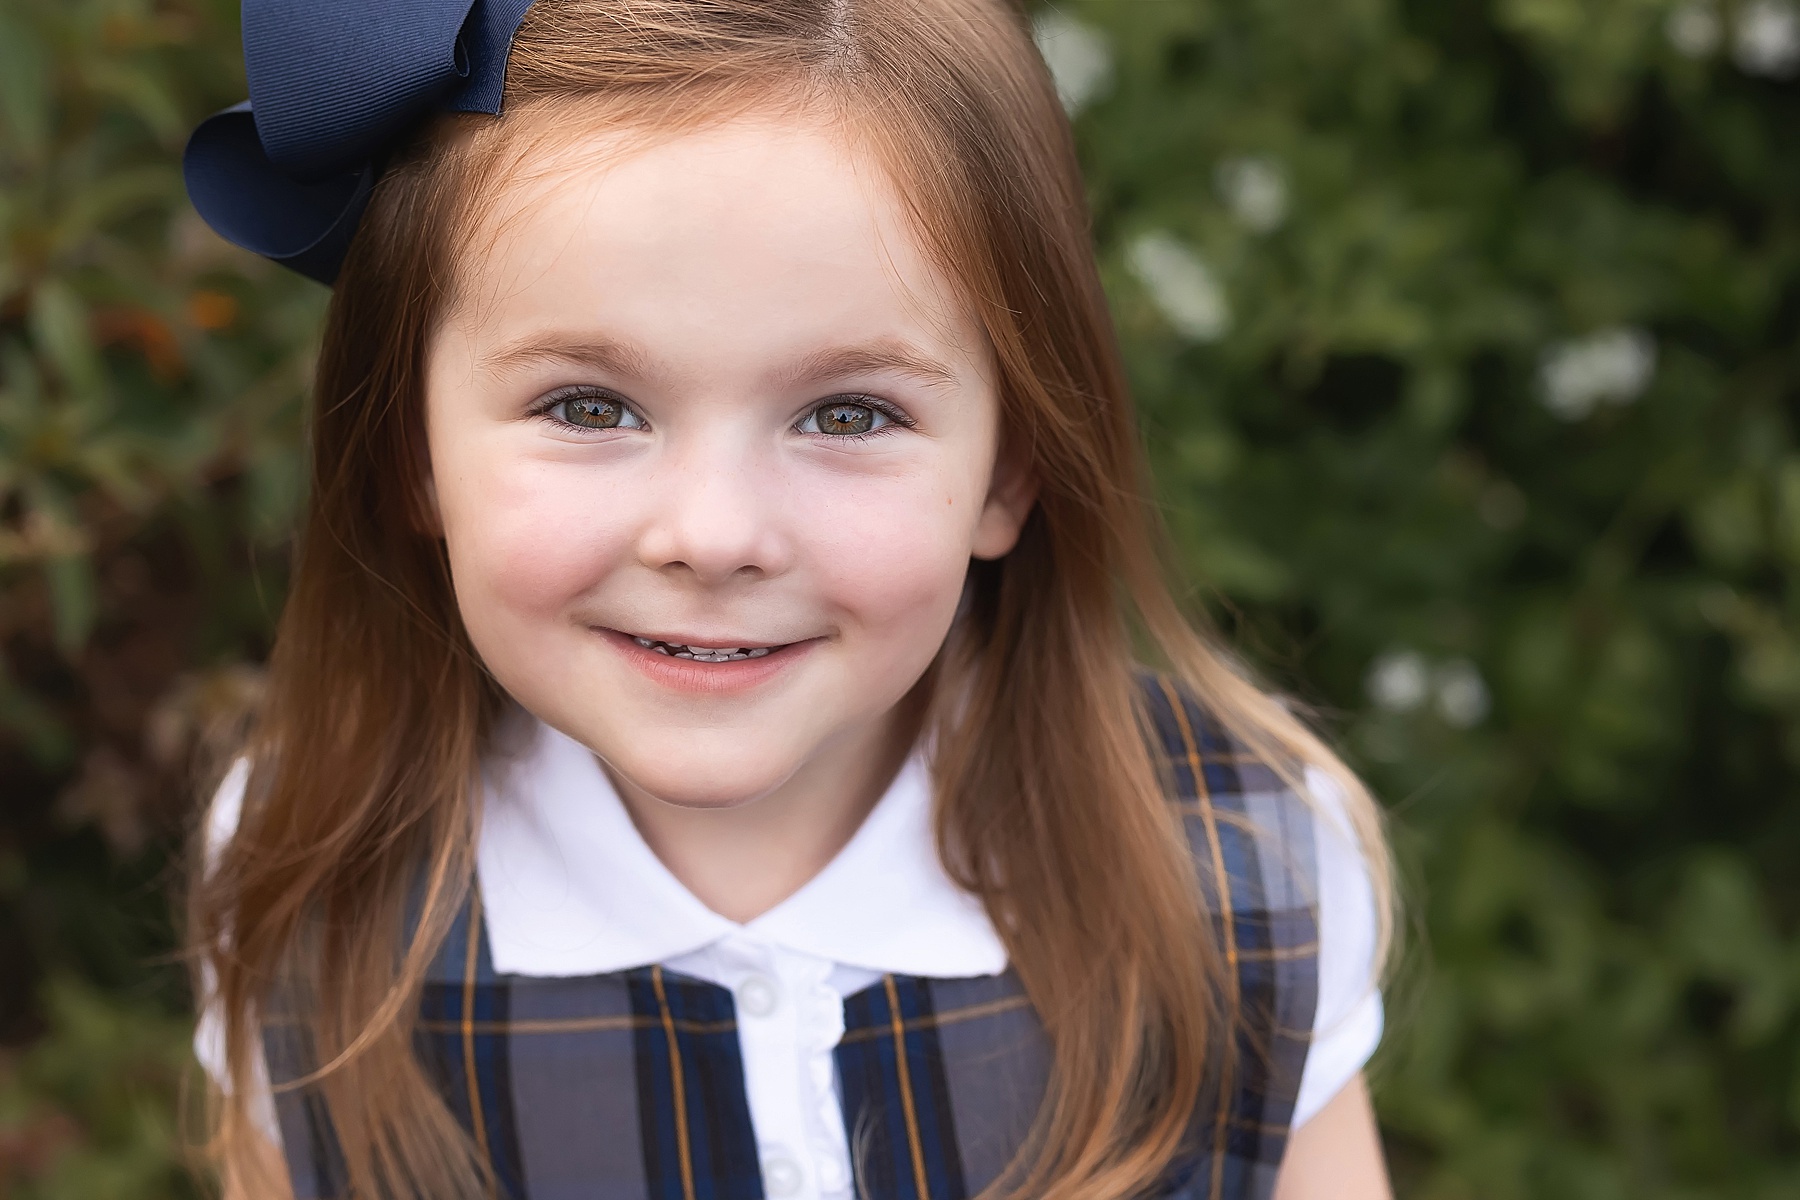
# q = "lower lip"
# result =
<box><xmin>596</xmin><ymin>628</ymin><xmax>815</xmax><ymax>696</ymax></box>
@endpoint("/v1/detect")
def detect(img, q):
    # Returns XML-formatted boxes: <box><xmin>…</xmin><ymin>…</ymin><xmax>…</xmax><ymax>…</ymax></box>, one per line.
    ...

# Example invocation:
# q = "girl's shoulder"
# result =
<box><xmin>1135</xmin><ymin>667</ymin><xmax>1321</xmax><ymax>859</ymax></box>
<box><xmin>1134</xmin><ymin>668</ymin><xmax>1369</xmax><ymax>957</ymax></box>
<box><xmin>1137</xmin><ymin>670</ymin><xmax>1386</xmax><ymax>1130</ymax></box>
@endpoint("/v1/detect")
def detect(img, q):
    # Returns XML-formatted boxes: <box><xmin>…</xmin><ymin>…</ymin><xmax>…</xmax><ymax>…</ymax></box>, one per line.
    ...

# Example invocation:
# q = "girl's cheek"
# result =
<box><xmin>493</xmin><ymin>521</ymin><xmax>627</xmax><ymax>614</ymax></box>
<box><xmin>442</xmin><ymin>453</ymin><xmax>641</xmax><ymax>615</ymax></box>
<box><xmin>794</xmin><ymin>472</ymin><xmax>979</xmax><ymax>626</ymax></box>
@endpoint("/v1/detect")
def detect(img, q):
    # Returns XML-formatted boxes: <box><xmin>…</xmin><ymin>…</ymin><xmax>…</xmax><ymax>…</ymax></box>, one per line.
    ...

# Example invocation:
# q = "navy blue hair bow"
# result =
<box><xmin>183</xmin><ymin>0</ymin><xmax>540</xmax><ymax>285</ymax></box>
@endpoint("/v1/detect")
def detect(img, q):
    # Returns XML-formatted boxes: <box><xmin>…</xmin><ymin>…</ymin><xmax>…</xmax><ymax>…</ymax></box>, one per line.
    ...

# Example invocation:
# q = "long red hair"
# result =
<box><xmin>191</xmin><ymin>2</ymin><xmax>1393</xmax><ymax>1196</ymax></box>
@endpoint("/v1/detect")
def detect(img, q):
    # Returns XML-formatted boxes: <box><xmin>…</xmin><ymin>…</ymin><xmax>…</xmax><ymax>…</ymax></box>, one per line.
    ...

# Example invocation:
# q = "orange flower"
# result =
<box><xmin>186</xmin><ymin>289</ymin><xmax>239</xmax><ymax>331</ymax></box>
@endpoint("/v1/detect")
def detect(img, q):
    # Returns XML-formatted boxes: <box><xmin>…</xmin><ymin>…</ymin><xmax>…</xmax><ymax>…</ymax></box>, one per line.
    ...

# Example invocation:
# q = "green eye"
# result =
<box><xmin>812</xmin><ymin>401</ymin><xmax>879</xmax><ymax>435</ymax></box>
<box><xmin>550</xmin><ymin>392</ymin><xmax>639</xmax><ymax>430</ymax></box>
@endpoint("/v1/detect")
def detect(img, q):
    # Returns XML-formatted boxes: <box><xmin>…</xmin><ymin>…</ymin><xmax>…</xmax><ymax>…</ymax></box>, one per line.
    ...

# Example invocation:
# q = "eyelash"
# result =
<box><xmin>529</xmin><ymin>388</ymin><xmax>916</xmax><ymax>441</ymax></box>
<box><xmin>797</xmin><ymin>394</ymin><xmax>915</xmax><ymax>443</ymax></box>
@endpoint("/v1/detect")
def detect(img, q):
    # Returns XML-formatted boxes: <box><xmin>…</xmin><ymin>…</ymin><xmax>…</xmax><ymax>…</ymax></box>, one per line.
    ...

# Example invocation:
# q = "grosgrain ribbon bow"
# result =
<box><xmin>183</xmin><ymin>0</ymin><xmax>539</xmax><ymax>284</ymax></box>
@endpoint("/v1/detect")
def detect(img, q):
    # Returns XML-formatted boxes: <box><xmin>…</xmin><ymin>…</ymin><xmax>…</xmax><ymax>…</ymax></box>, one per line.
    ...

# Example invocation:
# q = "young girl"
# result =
<box><xmin>184</xmin><ymin>2</ymin><xmax>1394</xmax><ymax>1198</ymax></box>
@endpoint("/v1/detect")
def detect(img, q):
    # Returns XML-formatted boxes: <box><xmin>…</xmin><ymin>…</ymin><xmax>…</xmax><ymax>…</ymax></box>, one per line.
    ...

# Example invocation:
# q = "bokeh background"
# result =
<box><xmin>2</xmin><ymin>0</ymin><xmax>1798</xmax><ymax>1196</ymax></box>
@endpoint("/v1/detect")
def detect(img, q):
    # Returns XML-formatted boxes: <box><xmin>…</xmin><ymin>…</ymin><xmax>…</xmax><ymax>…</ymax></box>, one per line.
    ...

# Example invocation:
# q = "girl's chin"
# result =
<box><xmin>601</xmin><ymin>753</ymin><xmax>799</xmax><ymax>812</ymax></box>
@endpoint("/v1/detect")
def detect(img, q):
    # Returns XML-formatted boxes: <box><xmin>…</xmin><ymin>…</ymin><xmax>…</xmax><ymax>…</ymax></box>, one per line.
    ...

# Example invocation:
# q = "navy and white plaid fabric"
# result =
<box><xmin>266</xmin><ymin>675</ymin><xmax>1321</xmax><ymax>1199</ymax></box>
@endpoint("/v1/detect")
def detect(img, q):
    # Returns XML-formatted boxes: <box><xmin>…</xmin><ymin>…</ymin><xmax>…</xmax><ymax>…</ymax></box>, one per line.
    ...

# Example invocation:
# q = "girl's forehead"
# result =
<box><xmin>441</xmin><ymin>110</ymin><xmax>986</xmax><ymax>368</ymax></box>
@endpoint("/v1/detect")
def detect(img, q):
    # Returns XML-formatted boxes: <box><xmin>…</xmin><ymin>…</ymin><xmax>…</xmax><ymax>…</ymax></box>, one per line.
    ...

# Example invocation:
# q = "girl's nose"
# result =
<box><xmin>634</xmin><ymin>437</ymin><xmax>793</xmax><ymax>584</ymax></box>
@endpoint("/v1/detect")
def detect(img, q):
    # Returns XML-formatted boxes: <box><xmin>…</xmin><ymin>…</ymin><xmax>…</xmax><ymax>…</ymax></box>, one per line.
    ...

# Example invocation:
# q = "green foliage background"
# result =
<box><xmin>1</xmin><ymin>0</ymin><xmax>1796</xmax><ymax>1196</ymax></box>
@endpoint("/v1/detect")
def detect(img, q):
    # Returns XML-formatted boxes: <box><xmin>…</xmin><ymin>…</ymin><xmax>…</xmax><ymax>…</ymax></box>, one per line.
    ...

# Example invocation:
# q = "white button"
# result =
<box><xmin>818</xmin><ymin>1155</ymin><xmax>848</xmax><ymax>1191</ymax></box>
<box><xmin>738</xmin><ymin>974</ymin><xmax>780</xmax><ymax>1018</ymax></box>
<box><xmin>763</xmin><ymin>1153</ymin><xmax>803</xmax><ymax>1196</ymax></box>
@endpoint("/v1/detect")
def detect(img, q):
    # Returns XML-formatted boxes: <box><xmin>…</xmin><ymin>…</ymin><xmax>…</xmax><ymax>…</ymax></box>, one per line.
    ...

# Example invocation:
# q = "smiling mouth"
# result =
<box><xmin>628</xmin><ymin>636</ymin><xmax>781</xmax><ymax>663</ymax></box>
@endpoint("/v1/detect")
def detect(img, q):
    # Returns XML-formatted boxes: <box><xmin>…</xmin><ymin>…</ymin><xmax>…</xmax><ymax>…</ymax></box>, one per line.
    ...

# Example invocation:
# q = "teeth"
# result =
<box><xmin>627</xmin><ymin>635</ymin><xmax>779</xmax><ymax>661</ymax></box>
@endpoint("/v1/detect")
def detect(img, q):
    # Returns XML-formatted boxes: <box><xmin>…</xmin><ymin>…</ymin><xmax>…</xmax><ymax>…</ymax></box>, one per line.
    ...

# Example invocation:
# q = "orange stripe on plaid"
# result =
<box><xmin>884</xmin><ymin>975</ymin><xmax>933</xmax><ymax>1200</ymax></box>
<box><xmin>837</xmin><ymin>993</ymin><xmax>1031</xmax><ymax>1045</ymax></box>
<box><xmin>651</xmin><ymin>966</ymin><xmax>698</xmax><ymax>1200</ymax></box>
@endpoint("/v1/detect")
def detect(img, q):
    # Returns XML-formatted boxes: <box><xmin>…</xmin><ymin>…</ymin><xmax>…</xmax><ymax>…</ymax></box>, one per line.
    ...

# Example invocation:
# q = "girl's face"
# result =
<box><xmin>425</xmin><ymin>113</ymin><xmax>1034</xmax><ymax>809</ymax></box>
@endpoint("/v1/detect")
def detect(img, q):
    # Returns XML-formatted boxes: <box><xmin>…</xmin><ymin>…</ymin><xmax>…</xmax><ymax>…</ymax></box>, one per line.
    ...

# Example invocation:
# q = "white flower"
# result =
<box><xmin>1734</xmin><ymin>0</ymin><xmax>1800</xmax><ymax>77</ymax></box>
<box><xmin>1434</xmin><ymin>660</ymin><xmax>1491</xmax><ymax>728</ymax></box>
<box><xmin>1032</xmin><ymin>11</ymin><xmax>1113</xmax><ymax>114</ymax></box>
<box><xmin>1667</xmin><ymin>0</ymin><xmax>1723</xmax><ymax>58</ymax></box>
<box><xmin>1126</xmin><ymin>231</ymin><xmax>1230</xmax><ymax>342</ymax></box>
<box><xmin>1214</xmin><ymin>156</ymin><xmax>1289</xmax><ymax>233</ymax></box>
<box><xmin>1539</xmin><ymin>326</ymin><xmax>1658</xmax><ymax>420</ymax></box>
<box><xmin>1367</xmin><ymin>650</ymin><xmax>1430</xmax><ymax>713</ymax></box>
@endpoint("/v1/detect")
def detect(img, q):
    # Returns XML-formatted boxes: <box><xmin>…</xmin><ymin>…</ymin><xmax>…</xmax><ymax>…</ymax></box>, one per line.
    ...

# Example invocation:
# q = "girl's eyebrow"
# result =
<box><xmin>477</xmin><ymin>332</ymin><xmax>654</xmax><ymax>380</ymax></box>
<box><xmin>783</xmin><ymin>340</ymin><xmax>963</xmax><ymax>392</ymax></box>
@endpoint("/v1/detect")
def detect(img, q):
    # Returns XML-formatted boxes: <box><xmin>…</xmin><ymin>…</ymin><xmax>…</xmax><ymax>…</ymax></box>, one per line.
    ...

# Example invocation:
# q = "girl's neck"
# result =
<box><xmin>605</xmin><ymin>694</ymin><xmax>925</xmax><ymax>924</ymax></box>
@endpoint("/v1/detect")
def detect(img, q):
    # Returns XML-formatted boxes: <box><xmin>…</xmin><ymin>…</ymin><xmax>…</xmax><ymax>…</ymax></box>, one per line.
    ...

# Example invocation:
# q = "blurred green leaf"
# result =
<box><xmin>27</xmin><ymin>281</ymin><xmax>104</xmax><ymax>403</ymax></box>
<box><xmin>0</xmin><ymin>7</ymin><xmax>52</xmax><ymax>162</ymax></box>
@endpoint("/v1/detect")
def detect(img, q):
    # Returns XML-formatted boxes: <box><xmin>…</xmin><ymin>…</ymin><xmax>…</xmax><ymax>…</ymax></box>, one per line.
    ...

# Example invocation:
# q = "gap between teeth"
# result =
<box><xmin>632</xmin><ymin>636</ymin><xmax>773</xmax><ymax>661</ymax></box>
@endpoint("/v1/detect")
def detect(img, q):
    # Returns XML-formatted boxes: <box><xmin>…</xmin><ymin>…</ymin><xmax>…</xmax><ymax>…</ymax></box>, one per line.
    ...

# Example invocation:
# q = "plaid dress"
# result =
<box><xmin>266</xmin><ymin>676</ymin><xmax>1322</xmax><ymax>1200</ymax></box>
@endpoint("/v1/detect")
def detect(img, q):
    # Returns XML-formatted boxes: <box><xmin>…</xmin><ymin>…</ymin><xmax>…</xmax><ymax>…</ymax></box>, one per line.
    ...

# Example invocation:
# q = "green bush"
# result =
<box><xmin>3</xmin><ymin>1</ymin><xmax>1798</xmax><ymax>1197</ymax></box>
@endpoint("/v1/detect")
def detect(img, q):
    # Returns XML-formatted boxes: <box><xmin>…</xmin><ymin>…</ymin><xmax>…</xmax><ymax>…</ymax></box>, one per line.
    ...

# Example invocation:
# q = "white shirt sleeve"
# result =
<box><xmin>1290</xmin><ymin>766</ymin><xmax>1384</xmax><ymax>1129</ymax></box>
<box><xmin>192</xmin><ymin>760</ymin><xmax>283</xmax><ymax>1146</ymax></box>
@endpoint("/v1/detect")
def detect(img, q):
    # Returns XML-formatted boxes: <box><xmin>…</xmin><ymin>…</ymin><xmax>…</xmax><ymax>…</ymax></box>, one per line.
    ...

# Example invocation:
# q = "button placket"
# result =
<box><xmin>796</xmin><ymin>962</ymin><xmax>852</xmax><ymax>1198</ymax></box>
<box><xmin>689</xmin><ymin>940</ymin><xmax>858</xmax><ymax>1200</ymax></box>
<box><xmin>730</xmin><ymin>943</ymin><xmax>822</xmax><ymax>1199</ymax></box>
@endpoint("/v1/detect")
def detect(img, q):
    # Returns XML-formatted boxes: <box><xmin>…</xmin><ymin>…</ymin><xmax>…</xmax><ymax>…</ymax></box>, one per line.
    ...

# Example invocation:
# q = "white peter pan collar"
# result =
<box><xmin>475</xmin><ymin>718</ymin><xmax>1009</xmax><ymax>981</ymax></box>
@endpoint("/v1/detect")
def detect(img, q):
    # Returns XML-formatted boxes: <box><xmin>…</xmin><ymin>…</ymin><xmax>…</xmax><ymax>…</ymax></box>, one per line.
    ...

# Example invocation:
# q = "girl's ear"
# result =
<box><xmin>415</xmin><ymin>472</ymin><xmax>445</xmax><ymax>537</ymax></box>
<box><xmin>971</xmin><ymin>439</ymin><xmax>1038</xmax><ymax>561</ymax></box>
<box><xmin>410</xmin><ymin>423</ymin><xmax>446</xmax><ymax>538</ymax></box>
